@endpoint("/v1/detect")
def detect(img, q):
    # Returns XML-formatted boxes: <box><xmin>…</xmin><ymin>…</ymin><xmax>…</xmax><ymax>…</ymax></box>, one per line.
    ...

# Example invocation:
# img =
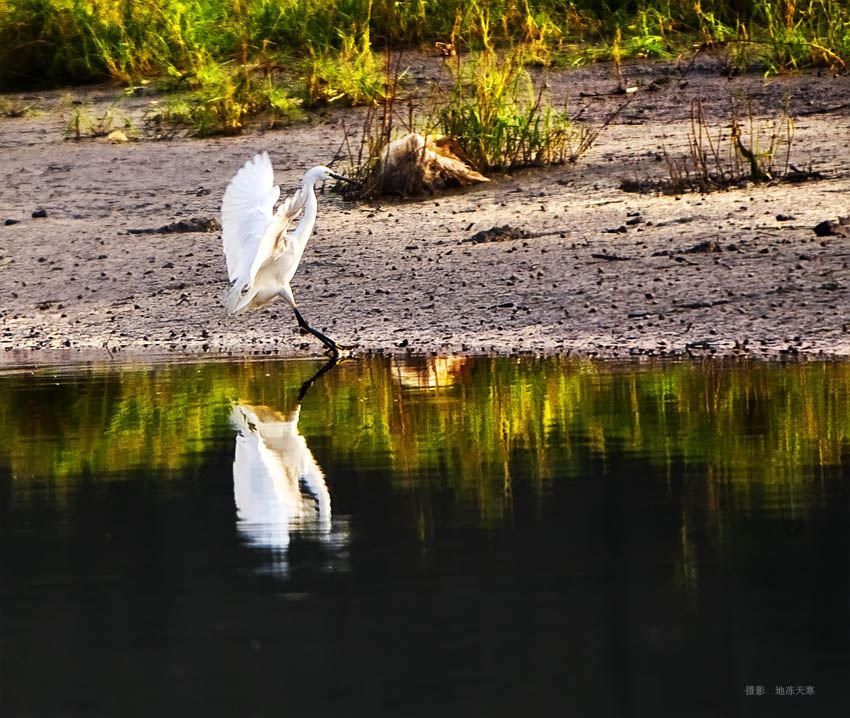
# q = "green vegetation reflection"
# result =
<box><xmin>1</xmin><ymin>357</ymin><xmax>847</xmax><ymax>512</ymax></box>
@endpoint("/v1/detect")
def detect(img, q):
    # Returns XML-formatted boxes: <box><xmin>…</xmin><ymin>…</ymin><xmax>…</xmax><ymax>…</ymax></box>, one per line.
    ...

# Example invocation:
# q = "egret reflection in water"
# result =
<box><xmin>230</xmin><ymin>358</ymin><xmax>347</xmax><ymax>574</ymax></box>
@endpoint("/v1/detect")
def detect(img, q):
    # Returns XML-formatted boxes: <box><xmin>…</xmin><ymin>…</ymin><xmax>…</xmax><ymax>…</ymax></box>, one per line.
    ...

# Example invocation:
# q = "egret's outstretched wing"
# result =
<box><xmin>221</xmin><ymin>152</ymin><xmax>280</xmax><ymax>291</ymax></box>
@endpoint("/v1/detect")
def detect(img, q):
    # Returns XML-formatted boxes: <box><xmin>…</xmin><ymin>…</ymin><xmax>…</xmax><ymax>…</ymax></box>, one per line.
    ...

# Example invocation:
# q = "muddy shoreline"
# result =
<box><xmin>2</xmin><ymin>56</ymin><xmax>849</xmax><ymax>366</ymax></box>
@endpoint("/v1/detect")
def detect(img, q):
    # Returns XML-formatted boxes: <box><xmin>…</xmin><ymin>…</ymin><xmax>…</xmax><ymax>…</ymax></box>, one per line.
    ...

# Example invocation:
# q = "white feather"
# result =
<box><xmin>247</xmin><ymin>188</ymin><xmax>304</xmax><ymax>282</ymax></box>
<box><xmin>221</xmin><ymin>152</ymin><xmax>280</xmax><ymax>307</ymax></box>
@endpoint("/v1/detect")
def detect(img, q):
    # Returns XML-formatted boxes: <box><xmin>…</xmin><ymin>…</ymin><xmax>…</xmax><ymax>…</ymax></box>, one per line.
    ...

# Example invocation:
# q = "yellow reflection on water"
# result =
<box><xmin>393</xmin><ymin>356</ymin><xmax>469</xmax><ymax>390</ymax></box>
<box><xmin>1</xmin><ymin>358</ymin><xmax>847</xmax><ymax>531</ymax></box>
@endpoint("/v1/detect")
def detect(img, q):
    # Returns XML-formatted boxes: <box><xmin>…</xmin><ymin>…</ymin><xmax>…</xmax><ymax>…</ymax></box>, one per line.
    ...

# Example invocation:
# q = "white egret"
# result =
<box><xmin>221</xmin><ymin>152</ymin><xmax>355</xmax><ymax>356</ymax></box>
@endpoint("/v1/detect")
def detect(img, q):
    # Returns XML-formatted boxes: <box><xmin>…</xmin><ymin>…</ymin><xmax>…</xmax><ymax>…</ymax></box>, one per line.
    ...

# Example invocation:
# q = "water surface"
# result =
<box><xmin>0</xmin><ymin>356</ymin><xmax>847</xmax><ymax>716</ymax></box>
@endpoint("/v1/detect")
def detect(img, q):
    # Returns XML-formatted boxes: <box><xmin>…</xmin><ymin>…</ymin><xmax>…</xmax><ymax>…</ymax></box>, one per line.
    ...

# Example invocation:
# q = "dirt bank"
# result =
<box><xmin>1</xmin><ymin>56</ymin><xmax>849</xmax><ymax>365</ymax></box>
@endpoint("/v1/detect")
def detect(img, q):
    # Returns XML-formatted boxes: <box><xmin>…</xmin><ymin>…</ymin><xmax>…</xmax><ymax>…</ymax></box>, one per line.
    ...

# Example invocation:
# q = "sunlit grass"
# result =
<box><xmin>63</xmin><ymin>99</ymin><xmax>136</xmax><ymax>139</ymax></box>
<box><xmin>438</xmin><ymin>43</ymin><xmax>579</xmax><ymax>172</ymax></box>
<box><xmin>151</xmin><ymin>58</ymin><xmax>303</xmax><ymax>136</ymax></box>
<box><xmin>342</xmin><ymin>8</ymin><xmax>600</xmax><ymax>192</ymax></box>
<box><xmin>3</xmin><ymin>2</ymin><xmax>850</xmax><ymax>89</ymax></box>
<box><xmin>1</xmin><ymin>1</ymin><xmax>850</xmax><ymax>135</ymax></box>
<box><xmin>303</xmin><ymin>30</ymin><xmax>386</xmax><ymax>108</ymax></box>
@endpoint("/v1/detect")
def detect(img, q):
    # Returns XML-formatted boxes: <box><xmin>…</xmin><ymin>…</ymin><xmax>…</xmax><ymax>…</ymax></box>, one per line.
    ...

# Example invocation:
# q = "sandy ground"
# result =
<box><xmin>1</xmin><ymin>55</ymin><xmax>849</xmax><ymax>365</ymax></box>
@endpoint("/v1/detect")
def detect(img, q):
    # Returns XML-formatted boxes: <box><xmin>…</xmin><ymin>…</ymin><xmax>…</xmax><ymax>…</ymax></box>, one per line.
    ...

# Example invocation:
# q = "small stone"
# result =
<box><xmin>814</xmin><ymin>220</ymin><xmax>850</xmax><ymax>237</ymax></box>
<box><xmin>685</xmin><ymin>240</ymin><xmax>723</xmax><ymax>254</ymax></box>
<box><xmin>464</xmin><ymin>225</ymin><xmax>529</xmax><ymax>244</ymax></box>
<box><xmin>4</xmin><ymin>218</ymin><xmax>19</xmax><ymax>226</ymax></box>
<box><xmin>32</xmin><ymin>208</ymin><xmax>47</xmax><ymax>218</ymax></box>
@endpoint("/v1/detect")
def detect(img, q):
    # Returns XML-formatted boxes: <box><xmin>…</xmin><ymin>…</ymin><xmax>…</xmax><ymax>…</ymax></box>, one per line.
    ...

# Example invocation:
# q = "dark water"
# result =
<box><xmin>0</xmin><ymin>356</ymin><xmax>847</xmax><ymax>717</ymax></box>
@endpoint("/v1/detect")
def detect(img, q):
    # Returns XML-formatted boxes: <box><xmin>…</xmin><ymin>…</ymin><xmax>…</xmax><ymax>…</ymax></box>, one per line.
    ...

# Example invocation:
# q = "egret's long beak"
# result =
<box><xmin>328</xmin><ymin>171</ymin><xmax>358</xmax><ymax>185</ymax></box>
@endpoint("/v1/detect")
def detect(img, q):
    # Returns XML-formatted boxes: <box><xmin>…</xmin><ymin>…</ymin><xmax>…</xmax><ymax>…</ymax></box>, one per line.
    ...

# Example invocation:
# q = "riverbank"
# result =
<box><xmin>1</xmin><ymin>57</ymin><xmax>849</xmax><ymax>365</ymax></box>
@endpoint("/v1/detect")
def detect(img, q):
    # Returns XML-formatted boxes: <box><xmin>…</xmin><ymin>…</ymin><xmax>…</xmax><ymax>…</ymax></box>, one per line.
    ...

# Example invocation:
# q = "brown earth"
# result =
<box><xmin>1</xmin><ymin>54</ymin><xmax>849</xmax><ymax>366</ymax></box>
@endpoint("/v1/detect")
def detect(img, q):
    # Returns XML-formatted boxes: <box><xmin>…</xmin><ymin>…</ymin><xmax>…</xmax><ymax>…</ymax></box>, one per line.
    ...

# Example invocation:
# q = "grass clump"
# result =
<box><xmin>0</xmin><ymin>98</ymin><xmax>39</xmax><ymax>117</ymax></box>
<box><xmin>340</xmin><ymin>20</ymin><xmax>619</xmax><ymax>198</ymax></box>
<box><xmin>438</xmin><ymin>43</ymin><xmax>584</xmax><ymax>172</ymax></box>
<box><xmin>620</xmin><ymin>97</ymin><xmax>815</xmax><ymax>195</ymax></box>
<box><xmin>64</xmin><ymin>100</ymin><xmax>136</xmax><ymax>140</ymax></box>
<box><xmin>151</xmin><ymin>58</ymin><xmax>302</xmax><ymax>137</ymax></box>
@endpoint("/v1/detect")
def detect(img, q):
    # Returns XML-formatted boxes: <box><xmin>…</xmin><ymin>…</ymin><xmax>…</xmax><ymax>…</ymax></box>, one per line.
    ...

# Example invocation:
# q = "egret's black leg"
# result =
<box><xmin>292</xmin><ymin>306</ymin><xmax>348</xmax><ymax>356</ymax></box>
<box><xmin>297</xmin><ymin>354</ymin><xmax>339</xmax><ymax>402</ymax></box>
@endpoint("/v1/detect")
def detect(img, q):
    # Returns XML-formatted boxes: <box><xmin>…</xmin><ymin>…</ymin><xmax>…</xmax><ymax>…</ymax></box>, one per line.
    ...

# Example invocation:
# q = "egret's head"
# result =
<box><xmin>302</xmin><ymin>165</ymin><xmax>355</xmax><ymax>188</ymax></box>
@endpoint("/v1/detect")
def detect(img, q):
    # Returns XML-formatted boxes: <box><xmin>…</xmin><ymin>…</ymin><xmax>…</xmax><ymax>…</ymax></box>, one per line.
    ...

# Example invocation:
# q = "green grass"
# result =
<box><xmin>4</xmin><ymin>2</ymin><xmax>850</xmax><ymax>90</ymax></box>
<box><xmin>339</xmin><ymin>35</ymin><xmax>599</xmax><ymax>196</ymax></box>
<box><xmin>304</xmin><ymin>30</ymin><xmax>387</xmax><ymax>108</ymax></box>
<box><xmin>0</xmin><ymin>97</ymin><xmax>40</xmax><ymax>117</ymax></box>
<box><xmin>2</xmin><ymin>1</ymin><xmax>850</xmax><ymax>136</ymax></box>
<box><xmin>150</xmin><ymin>57</ymin><xmax>303</xmax><ymax>137</ymax></box>
<box><xmin>438</xmin><ymin>42</ymin><xmax>580</xmax><ymax>171</ymax></box>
